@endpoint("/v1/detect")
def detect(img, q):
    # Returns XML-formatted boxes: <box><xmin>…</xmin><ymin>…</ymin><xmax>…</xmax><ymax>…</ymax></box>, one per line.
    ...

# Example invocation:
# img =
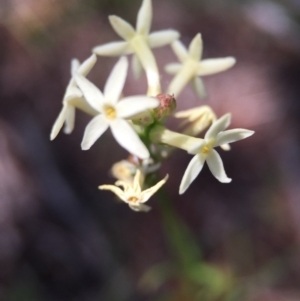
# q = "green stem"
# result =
<box><xmin>156</xmin><ymin>186</ymin><xmax>202</xmax><ymax>270</ymax></box>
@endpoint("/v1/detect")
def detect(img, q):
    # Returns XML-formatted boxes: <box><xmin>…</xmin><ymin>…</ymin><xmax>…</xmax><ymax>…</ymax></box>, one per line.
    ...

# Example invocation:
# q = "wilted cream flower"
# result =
<box><xmin>111</xmin><ymin>160</ymin><xmax>135</xmax><ymax>183</ymax></box>
<box><xmin>175</xmin><ymin>105</ymin><xmax>217</xmax><ymax>136</ymax></box>
<box><xmin>99</xmin><ymin>169</ymin><xmax>168</xmax><ymax>212</ymax></box>
<box><xmin>93</xmin><ymin>0</ymin><xmax>179</xmax><ymax>95</ymax></box>
<box><xmin>50</xmin><ymin>54</ymin><xmax>98</xmax><ymax>140</ymax></box>
<box><xmin>111</xmin><ymin>157</ymin><xmax>161</xmax><ymax>183</ymax></box>
<box><xmin>179</xmin><ymin>114</ymin><xmax>254</xmax><ymax>194</ymax></box>
<box><xmin>75</xmin><ymin>56</ymin><xmax>159</xmax><ymax>159</ymax></box>
<box><xmin>165</xmin><ymin>34</ymin><xmax>236</xmax><ymax>98</ymax></box>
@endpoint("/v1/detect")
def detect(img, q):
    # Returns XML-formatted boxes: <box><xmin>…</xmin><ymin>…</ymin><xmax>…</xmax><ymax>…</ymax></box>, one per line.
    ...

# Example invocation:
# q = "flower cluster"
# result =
<box><xmin>51</xmin><ymin>0</ymin><xmax>254</xmax><ymax>212</ymax></box>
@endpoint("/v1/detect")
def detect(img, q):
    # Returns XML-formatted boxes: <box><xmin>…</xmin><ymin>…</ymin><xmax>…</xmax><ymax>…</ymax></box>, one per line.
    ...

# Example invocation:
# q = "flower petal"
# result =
<box><xmin>63</xmin><ymin>106</ymin><xmax>75</xmax><ymax>134</ymax></box>
<box><xmin>205</xmin><ymin>113</ymin><xmax>231</xmax><ymax>140</ymax></box>
<box><xmin>133</xmin><ymin>169</ymin><xmax>144</xmax><ymax>193</ymax></box>
<box><xmin>148</xmin><ymin>30</ymin><xmax>180</xmax><ymax>48</ymax></box>
<box><xmin>171</xmin><ymin>40</ymin><xmax>188</xmax><ymax>63</ymax></box>
<box><xmin>81</xmin><ymin>115</ymin><xmax>109</xmax><ymax>150</ymax></box>
<box><xmin>99</xmin><ymin>184</ymin><xmax>127</xmax><ymax>202</ymax></box>
<box><xmin>104</xmin><ymin>56</ymin><xmax>128</xmax><ymax>104</ymax></box>
<box><xmin>71</xmin><ymin>59</ymin><xmax>80</xmax><ymax>75</ymax></box>
<box><xmin>129</xmin><ymin>203</ymin><xmax>151</xmax><ymax>212</ymax></box>
<box><xmin>164</xmin><ymin>63</ymin><xmax>182</xmax><ymax>75</ymax></box>
<box><xmin>50</xmin><ymin>105</ymin><xmax>68</xmax><ymax>140</ymax></box>
<box><xmin>179</xmin><ymin>154</ymin><xmax>205</xmax><ymax>194</ymax></box>
<box><xmin>197</xmin><ymin>57</ymin><xmax>236</xmax><ymax>76</ymax></box>
<box><xmin>93</xmin><ymin>41</ymin><xmax>132</xmax><ymax>56</ymax></box>
<box><xmin>117</xmin><ymin>96</ymin><xmax>159</xmax><ymax>118</ymax></box>
<box><xmin>131</xmin><ymin>54</ymin><xmax>143</xmax><ymax>79</ymax></box>
<box><xmin>187</xmin><ymin>139</ymin><xmax>206</xmax><ymax>155</ymax></box>
<box><xmin>76</xmin><ymin>54</ymin><xmax>97</xmax><ymax>77</ymax></box>
<box><xmin>75</xmin><ymin>75</ymin><xmax>103</xmax><ymax>112</ymax></box>
<box><xmin>65</xmin><ymin>86</ymin><xmax>83</xmax><ymax>101</ymax></box>
<box><xmin>109</xmin><ymin>15</ymin><xmax>136</xmax><ymax>40</ymax></box>
<box><xmin>188</xmin><ymin>33</ymin><xmax>202</xmax><ymax>61</ymax></box>
<box><xmin>206</xmin><ymin>149</ymin><xmax>231</xmax><ymax>183</ymax></box>
<box><xmin>191</xmin><ymin>76</ymin><xmax>207</xmax><ymax>98</ymax></box>
<box><xmin>140</xmin><ymin>174</ymin><xmax>168</xmax><ymax>203</ymax></box>
<box><xmin>136</xmin><ymin>0</ymin><xmax>152</xmax><ymax>35</ymax></box>
<box><xmin>110</xmin><ymin>119</ymin><xmax>149</xmax><ymax>159</ymax></box>
<box><xmin>215</xmin><ymin>129</ymin><xmax>255</xmax><ymax>147</ymax></box>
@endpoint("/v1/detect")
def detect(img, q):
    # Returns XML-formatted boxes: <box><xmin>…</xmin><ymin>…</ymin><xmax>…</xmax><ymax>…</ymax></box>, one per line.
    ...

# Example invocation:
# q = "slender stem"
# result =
<box><xmin>130</xmin><ymin>35</ymin><xmax>161</xmax><ymax>96</ymax></box>
<box><xmin>156</xmin><ymin>186</ymin><xmax>202</xmax><ymax>269</ymax></box>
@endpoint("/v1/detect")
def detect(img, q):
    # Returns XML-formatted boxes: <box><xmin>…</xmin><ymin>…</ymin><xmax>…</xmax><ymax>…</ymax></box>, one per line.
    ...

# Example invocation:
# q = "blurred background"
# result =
<box><xmin>0</xmin><ymin>0</ymin><xmax>300</xmax><ymax>300</ymax></box>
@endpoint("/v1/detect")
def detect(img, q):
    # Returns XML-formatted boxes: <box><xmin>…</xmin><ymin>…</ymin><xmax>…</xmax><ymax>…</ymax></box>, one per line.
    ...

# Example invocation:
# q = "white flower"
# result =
<box><xmin>165</xmin><ymin>34</ymin><xmax>236</xmax><ymax>98</ymax></box>
<box><xmin>99</xmin><ymin>169</ymin><xmax>168</xmax><ymax>212</ymax></box>
<box><xmin>179</xmin><ymin>114</ymin><xmax>254</xmax><ymax>194</ymax></box>
<box><xmin>50</xmin><ymin>54</ymin><xmax>97</xmax><ymax>140</ymax></box>
<box><xmin>174</xmin><ymin>105</ymin><xmax>230</xmax><ymax>151</ymax></box>
<box><xmin>75</xmin><ymin>56</ymin><xmax>159</xmax><ymax>159</ymax></box>
<box><xmin>93</xmin><ymin>0</ymin><xmax>179</xmax><ymax>95</ymax></box>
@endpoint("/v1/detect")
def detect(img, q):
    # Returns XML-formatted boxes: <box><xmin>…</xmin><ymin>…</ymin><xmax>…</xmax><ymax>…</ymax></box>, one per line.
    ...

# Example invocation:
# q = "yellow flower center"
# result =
<box><xmin>104</xmin><ymin>105</ymin><xmax>116</xmax><ymax>119</ymax></box>
<box><xmin>128</xmin><ymin>196</ymin><xmax>139</xmax><ymax>203</ymax></box>
<box><xmin>202</xmin><ymin>145</ymin><xmax>211</xmax><ymax>154</ymax></box>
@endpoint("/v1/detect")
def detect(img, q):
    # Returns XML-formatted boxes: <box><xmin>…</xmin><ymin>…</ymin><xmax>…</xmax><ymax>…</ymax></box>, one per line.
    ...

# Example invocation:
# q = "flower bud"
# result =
<box><xmin>153</xmin><ymin>93</ymin><xmax>176</xmax><ymax>120</ymax></box>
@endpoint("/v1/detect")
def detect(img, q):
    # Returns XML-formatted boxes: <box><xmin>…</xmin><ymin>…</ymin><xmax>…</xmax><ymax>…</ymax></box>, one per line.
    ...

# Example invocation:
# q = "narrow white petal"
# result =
<box><xmin>220</xmin><ymin>144</ymin><xmax>231</xmax><ymax>151</ymax></box>
<box><xmin>140</xmin><ymin>174</ymin><xmax>169</xmax><ymax>203</ymax></box>
<box><xmin>71</xmin><ymin>59</ymin><xmax>80</xmax><ymax>74</ymax></box>
<box><xmin>133</xmin><ymin>169</ymin><xmax>144</xmax><ymax>193</ymax></box>
<box><xmin>129</xmin><ymin>203</ymin><xmax>151</xmax><ymax>212</ymax></box>
<box><xmin>117</xmin><ymin>96</ymin><xmax>159</xmax><ymax>118</ymax></box>
<box><xmin>110</xmin><ymin>119</ymin><xmax>149</xmax><ymax>159</ymax></box>
<box><xmin>104</xmin><ymin>56</ymin><xmax>128</xmax><ymax>104</ymax></box>
<box><xmin>93</xmin><ymin>41</ymin><xmax>132</xmax><ymax>56</ymax></box>
<box><xmin>75</xmin><ymin>75</ymin><xmax>103</xmax><ymax>112</ymax></box>
<box><xmin>131</xmin><ymin>54</ymin><xmax>143</xmax><ymax>79</ymax></box>
<box><xmin>63</xmin><ymin>106</ymin><xmax>75</xmax><ymax>134</ymax></box>
<box><xmin>81</xmin><ymin>115</ymin><xmax>109</xmax><ymax>150</ymax></box>
<box><xmin>109</xmin><ymin>15</ymin><xmax>136</xmax><ymax>40</ymax></box>
<box><xmin>50</xmin><ymin>105</ymin><xmax>68</xmax><ymax>140</ymax></box>
<box><xmin>171</xmin><ymin>40</ymin><xmax>188</xmax><ymax>63</ymax></box>
<box><xmin>99</xmin><ymin>184</ymin><xmax>127</xmax><ymax>202</ymax></box>
<box><xmin>188</xmin><ymin>33</ymin><xmax>202</xmax><ymax>61</ymax></box>
<box><xmin>206</xmin><ymin>149</ymin><xmax>231</xmax><ymax>183</ymax></box>
<box><xmin>179</xmin><ymin>154</ymin><xmax>205</xmax><ymax>194</ymax></box>
<box><xmin>191</xmin><ymin>76</ymin><xmax>207</xmax><ymax>98</ymax></box>
<box><xmin>148</xmin><ymin>30</ymin><xmax>180</xmax><ymax>48</ymax></box>
<box><xmin>76</xmin><ymin>54</ymin><xmax>97</xmax><ymax>77</ymax></box>
<box><xmin>205</xmin><ymin>113</ymin><xmax>231</xmax><ymax>140</ymax></box>
<box><xmin>215</xmin><ymin>129</ymin><xmax>254</xmax><ymax>147</ymax></box>
<box><xmin>197</xmin><ymin>57</ymin><xmax>236</xmax><ymax>76</ymax></box>
<box><xmin>187</xmin><ymin>139</ymin><xmax>206</xmax><ymax>155</ymax></box>
<box><xmin>136</xmin><ymin>0</ymin><xmax>152</xmax><ymax>35</ymax></box>
<box><xmin>164</xmin><ymin>63</ymin><xmax>182</xmax><ymax>75</ymax></box>
<box><xmin>65</xmin><ymin>86</ymin><xmax>83</xmax><ymax>101</ymax></box>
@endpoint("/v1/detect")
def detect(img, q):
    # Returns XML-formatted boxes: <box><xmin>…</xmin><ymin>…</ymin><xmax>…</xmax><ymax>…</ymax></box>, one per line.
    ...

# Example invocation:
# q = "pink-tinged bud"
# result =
<box><xmin>154</xmin><ymin>93</ymin><xmax>176</xmax><ymax>120</ymax></box>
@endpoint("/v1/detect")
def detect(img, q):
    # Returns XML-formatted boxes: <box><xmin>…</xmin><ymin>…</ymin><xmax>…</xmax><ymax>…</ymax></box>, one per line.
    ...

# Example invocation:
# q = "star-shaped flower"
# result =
<box><xmin>99</xmin><ymin>169</ymin><xmax>168</xmax><ymax>212</ymax></box>
<box><xmin>75</xmin><ymin>56</ymin><xmax>159</xmax><ymax>159</ymax></box>
<box><xmin>50</xmin><ymin>54</ymin><xmax>98</xmax><ymax>140</ymax></box>
<box><xmin>93</xmin><ymin>0</ymin><xmax>179</xmax><ymax>95</ymax></box>
<box><xmin>179</xmin><ymin>114</ymin><xmax>254</xmax><ymax>194</ymax></box>
<box><xmin>174</xmin><ymin>105</ymin><xmax>230</xmax><ymax>150</ymax></box>
<box><xmin>165</xmin><ymin>34</ymin><xmax>236</xmax><ymax>98</ymax></box>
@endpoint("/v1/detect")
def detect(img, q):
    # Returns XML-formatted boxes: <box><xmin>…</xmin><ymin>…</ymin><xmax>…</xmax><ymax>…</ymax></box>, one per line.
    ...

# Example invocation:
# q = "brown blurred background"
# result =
<box><xmin>0</xmin><ymin>0</ymin><xmax>300</xmax><ymax>300</ymax></box>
